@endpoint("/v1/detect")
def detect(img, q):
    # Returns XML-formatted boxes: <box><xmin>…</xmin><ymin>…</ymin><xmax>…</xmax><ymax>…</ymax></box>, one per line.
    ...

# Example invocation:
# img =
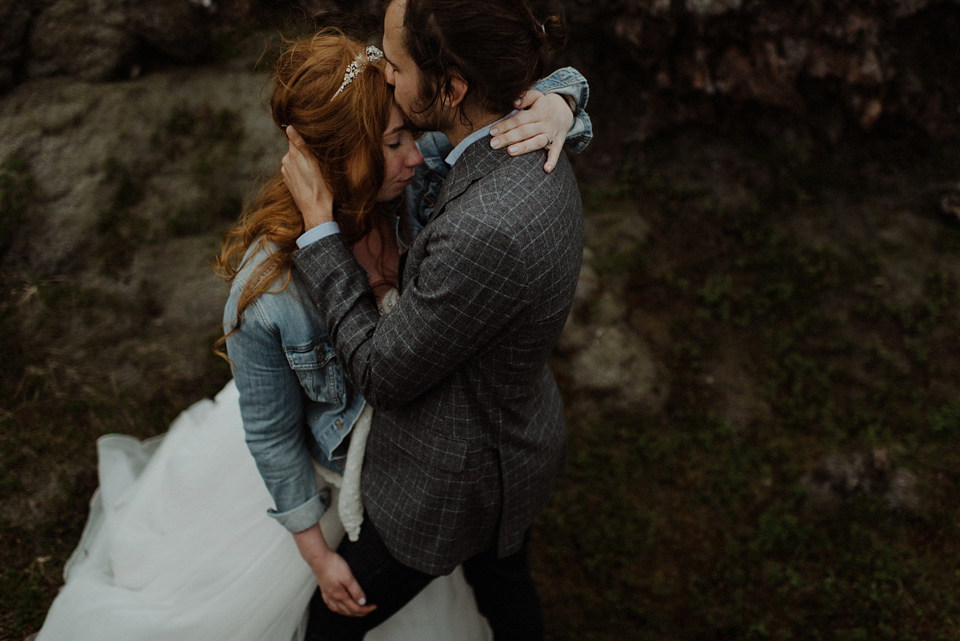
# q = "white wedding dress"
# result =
<box><xmin>35</xmin><ymin>379</ymin><xmax>492</xmax><ymax>641</ymax></box>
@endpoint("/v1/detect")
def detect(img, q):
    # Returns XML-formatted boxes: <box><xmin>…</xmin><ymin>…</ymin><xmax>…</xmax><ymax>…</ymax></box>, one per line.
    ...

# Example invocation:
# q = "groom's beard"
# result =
<box><xmin>400</xmin><ymin>96</ymin><xmax>455</xmax><ymax>134</ymax></box>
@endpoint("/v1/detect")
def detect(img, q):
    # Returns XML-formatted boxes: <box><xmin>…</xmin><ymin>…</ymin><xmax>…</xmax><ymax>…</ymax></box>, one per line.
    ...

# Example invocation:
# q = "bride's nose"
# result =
<box><xmin>407</xmin><ymin>146</ymin><xmax>424</xmax><ymax>168</ymax></box>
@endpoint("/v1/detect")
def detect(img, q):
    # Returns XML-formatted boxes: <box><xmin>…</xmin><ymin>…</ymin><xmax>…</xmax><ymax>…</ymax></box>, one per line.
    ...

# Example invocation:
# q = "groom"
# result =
<box><xmin>291</xmin><ymin>0</ymin><xmax>583</xmax><ymax>638</ymax></box>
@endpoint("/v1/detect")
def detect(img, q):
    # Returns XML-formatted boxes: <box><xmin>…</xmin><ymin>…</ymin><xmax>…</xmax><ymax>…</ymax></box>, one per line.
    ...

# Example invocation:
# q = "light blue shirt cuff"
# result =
<box><xmin>297</xmin><ymin>221</ymin><xmax>341</xmax><ymax>248</ymax></box>
<box><xmin>549</xmin><ymin>85</ymin><xmax>589</xmax><ymax>147</ymax></box>
<box><xmin>267</xmin><ymin>492</ymin><xmax>326</xmax><ymax>533</ymax></box>
<box><xmin>445</xmin><ymin>112</ymin><xmax>514</xmax><ymax>167</ymax></box>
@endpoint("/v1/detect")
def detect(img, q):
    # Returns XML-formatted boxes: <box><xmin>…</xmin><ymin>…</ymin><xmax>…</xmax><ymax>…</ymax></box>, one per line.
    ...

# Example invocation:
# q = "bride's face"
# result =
<box><xmin>376</xmin><ymin>104</ymin><xmax>423</xmax><ymax>202</ymax></box>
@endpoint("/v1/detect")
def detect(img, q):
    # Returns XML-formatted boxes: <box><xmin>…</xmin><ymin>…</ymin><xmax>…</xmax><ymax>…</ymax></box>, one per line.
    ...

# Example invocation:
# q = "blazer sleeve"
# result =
<box><xmin>292</xmin><ymin>204</ymin><xmax>528</xmax><ymax>411</ymax></box>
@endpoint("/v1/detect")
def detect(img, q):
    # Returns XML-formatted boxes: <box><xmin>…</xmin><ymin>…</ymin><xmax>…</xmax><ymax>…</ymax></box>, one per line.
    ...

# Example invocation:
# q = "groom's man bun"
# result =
<box><xmin>399</xmin><ymin>0</ymin><xmax>567</xmax><ymax>118</ymax></box>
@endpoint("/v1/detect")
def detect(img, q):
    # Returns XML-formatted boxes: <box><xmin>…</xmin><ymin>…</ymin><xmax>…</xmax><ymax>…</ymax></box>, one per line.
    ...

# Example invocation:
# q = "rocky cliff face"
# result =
<box><xmin>0</xmin><ymin>52</ymin><xmax>283</xmax><ymax>417</ymax></box>
<box><xmin>2</xmin><ymin>0</ymin><xmax>958</xmax><ymax>142</ymax></box>
<box><xmin>1</xmin><ymin>1</ymin><xmax>956</xmax><ymax>415</ymax></box>
<box><xmin>563</xmin><ymin>0</ymin><xmax>960</xmax><ymax>142</ymax></box>
<box><xmin>1</xmin><ymin>0</ymin><xmax>215</xmax><ymax>89</ymax></box>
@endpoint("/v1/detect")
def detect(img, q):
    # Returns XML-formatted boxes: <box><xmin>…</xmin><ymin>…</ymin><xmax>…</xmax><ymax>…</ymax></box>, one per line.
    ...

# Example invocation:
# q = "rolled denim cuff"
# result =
<box><xmin>566</xmin><ymin>114</ymin><xmax>589</xmax><ymax>151</ymax></box>
<box><xmin>267</xmin><ymin>492</ymin><xmax>326</xmax><ymax>533</ymax></box>
<box><xmin>547</xmin><ymin>83</ymin><xmax>582</xmax><ymax>104</ymax></box>
<box><xmin>533</xmin><ymin>69</ymin><xmax>593</xmax><ymax>154</ymax></box>
<box><xmin>548</xmin><ymin>83</ymin><xmax>592</xmax><ymax>153</ymax></box>
<box><xmin>534</xmin><ymin>67</ymin><xmax>590</xmax><ymax>110</ymax></box>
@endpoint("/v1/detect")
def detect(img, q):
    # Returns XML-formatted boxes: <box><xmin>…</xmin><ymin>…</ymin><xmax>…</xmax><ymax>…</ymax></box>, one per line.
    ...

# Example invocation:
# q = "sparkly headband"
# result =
<box><xmin>332</xmin><ymin>46</ymin><xmax>384</xmax><ymax>99</ymax></box>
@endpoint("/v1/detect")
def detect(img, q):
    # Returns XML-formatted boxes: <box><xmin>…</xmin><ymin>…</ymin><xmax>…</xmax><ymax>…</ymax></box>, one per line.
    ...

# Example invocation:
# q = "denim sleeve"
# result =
<box><xmin>225</xmin><ymin>299</ymin><xmax>325</xmax><ymax>533</ymax></box>
<box><xmin>533</xmin><ymin>66</ymin><xmax>593</xmax><ymax>153</ymax></box>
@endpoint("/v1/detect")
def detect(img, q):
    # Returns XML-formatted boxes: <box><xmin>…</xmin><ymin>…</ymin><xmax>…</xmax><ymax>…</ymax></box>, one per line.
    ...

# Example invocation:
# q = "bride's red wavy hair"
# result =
<box><xmin>215</xmin><ymin>30</ymin><xmax>392</xmax><ymax>353</ymax></box>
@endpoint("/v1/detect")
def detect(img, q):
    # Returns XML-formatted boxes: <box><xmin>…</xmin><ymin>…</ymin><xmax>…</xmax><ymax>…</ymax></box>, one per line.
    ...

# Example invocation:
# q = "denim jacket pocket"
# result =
<box><xmin>284</xmin><ymin>342</ymin><xmax>343</xmax><ymax>404</ymax></box>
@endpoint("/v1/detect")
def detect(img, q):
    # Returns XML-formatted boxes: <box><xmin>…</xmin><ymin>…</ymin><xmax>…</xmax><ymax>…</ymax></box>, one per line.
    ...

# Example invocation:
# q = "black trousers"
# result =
<box><xmin>305</xmin><ymin>517</ymin><xmax>544</xmax><ymax>641</ymax></box>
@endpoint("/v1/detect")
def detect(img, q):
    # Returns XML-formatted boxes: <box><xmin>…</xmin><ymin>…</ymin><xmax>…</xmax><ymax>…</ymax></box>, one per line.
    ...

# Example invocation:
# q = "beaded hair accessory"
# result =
<box><xmin>332</xmin><ymin>46</ymin><xmax>384</xmax><ymax>99</ymax></box>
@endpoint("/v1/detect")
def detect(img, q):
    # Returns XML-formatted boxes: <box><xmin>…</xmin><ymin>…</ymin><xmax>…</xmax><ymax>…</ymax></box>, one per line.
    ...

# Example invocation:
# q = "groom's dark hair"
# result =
<box><xmin>397</xmin><ymin>0</ymin><xmax>566</xmax><ymax>118</ymax></box>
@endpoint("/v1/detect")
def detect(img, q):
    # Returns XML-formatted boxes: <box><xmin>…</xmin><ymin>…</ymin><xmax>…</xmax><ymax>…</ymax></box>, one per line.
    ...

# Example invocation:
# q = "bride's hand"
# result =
<box><xmin>293</xmin><ymin>524</ymin><xmax>375</xmax><ymax>617</ymax></box>
<box><xmin>282</xmin><ymin>125</ymin><xmax>335</xmax><ymax>231</ymax></box>
<box><xmin>488</xmin><ymin>90</ymin><xmax>575</xmax><ymax>174</ymax></box>
<box><xmin>312</xmin><ymin>549</ymin><xmax>377</xmax><ymax>617</ymax></box>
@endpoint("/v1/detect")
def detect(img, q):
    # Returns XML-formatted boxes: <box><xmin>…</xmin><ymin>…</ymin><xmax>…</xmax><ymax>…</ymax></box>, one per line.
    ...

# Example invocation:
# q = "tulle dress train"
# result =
<box><xmin>35</xmin><ymin>380</ymin><xmax>491</xmax><ymax>641</ymax></box>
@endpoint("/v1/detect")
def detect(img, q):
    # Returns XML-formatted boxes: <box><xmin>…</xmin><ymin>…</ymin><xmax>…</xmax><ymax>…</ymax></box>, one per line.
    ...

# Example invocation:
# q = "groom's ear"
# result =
<box><xmin>442</xmin><ymin>74</ymin><xmax>468</xmax><ymax>109</ymax></box>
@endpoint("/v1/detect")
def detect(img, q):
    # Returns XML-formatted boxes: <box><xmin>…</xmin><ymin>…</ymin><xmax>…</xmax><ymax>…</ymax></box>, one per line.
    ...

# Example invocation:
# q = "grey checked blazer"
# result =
<box><xmin>293</xmin><ymin>138</ymin><xmax>583</xmax><ymax>575</ymax></box>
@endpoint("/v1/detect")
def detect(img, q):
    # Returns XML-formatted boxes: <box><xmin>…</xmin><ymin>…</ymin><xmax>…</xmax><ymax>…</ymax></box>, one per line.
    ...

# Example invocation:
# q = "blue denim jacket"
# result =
<box><xmin>224</xmin><ymin>241</ymin><xmax>367</xmax><ymax>533</ymax></box>
<box><xmin>226</xmin><ymin>67</ymin><xmax>593</xmax><ymax>534</ymax></box>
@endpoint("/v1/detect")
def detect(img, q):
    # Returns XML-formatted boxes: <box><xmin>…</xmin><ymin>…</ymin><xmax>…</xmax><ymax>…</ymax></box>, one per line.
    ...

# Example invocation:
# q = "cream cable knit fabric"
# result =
<box><xmin>313</xmin><ymin>288</ymin><xmax>398</xmax><ymax>541</ymax></box>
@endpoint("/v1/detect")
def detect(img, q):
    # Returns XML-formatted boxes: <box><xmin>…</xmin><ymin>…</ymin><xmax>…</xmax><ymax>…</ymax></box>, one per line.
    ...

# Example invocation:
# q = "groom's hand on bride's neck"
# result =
<box><xmin>281</xmin><ymin>125</ymin><xmax>335</xmax><ymax>231</ymax></box>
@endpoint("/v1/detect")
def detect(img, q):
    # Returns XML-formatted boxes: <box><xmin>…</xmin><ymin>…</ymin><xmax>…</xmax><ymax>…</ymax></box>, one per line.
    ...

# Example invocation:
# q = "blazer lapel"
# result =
<box><xmin>429</xmin><ymin>139</ymin><xmax>511</xmax><ymax>223</ymax></box>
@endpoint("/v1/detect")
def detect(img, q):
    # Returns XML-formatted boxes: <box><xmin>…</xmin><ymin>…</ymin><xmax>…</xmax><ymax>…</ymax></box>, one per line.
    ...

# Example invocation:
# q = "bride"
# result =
<box><xmin>33</xmin><ymin>29</ymin><xmax>590</xmax><ymax>641</ymax></box>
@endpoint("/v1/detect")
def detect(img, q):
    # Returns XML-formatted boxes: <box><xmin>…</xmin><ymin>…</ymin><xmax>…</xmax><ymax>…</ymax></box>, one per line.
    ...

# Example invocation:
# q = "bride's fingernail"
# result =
<box><xmin>490</xmin><ymin>127</ymin><xmax>499</xmax><ymax>136</ymax></box>
<box><xmin>358</xmin><ymin>598</ymin><xmax>366</xmax><ymax>605</ymax></box>
<box><xmin>490</xmin><ymin>138</ymin><xmax>500</xmax><ymax>148</ymax></box>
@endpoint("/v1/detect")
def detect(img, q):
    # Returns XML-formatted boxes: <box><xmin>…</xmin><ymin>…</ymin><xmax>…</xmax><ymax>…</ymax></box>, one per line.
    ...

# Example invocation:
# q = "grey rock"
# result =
<box><xmin>27</xmin><ymin>0</ymin><xmax>135</xmax><ymax>81</ymax></box>
<box><xmin>24</xmin><ymin>0</ymin><xmax>213</xmax><ymax>84</ymax></box>
<box><xmin>938</xmin><ymin>186</ymin><xmax>960</xmax><ymax>227</ymax></box>
<box><xmin>801</xmin><ymin>448</ymin><xmax>922</xmax><ymax>513</ymax></box>
<box><xmin>558</xmin><ymin>205</ymin><xmax>668</xmax><ymax>413</ymax></box>
<box><xmin>701</xmin><ymin>361</ymin><xmax>773</xmax><ymax>433</ymax></box>
<box><xmin>126</xmin><ymin>0</ymin><xmax>211</xmax><ymax>63</ymax></box>
<box><xmin>566</xmin><ymin>324</ymin><xmax>669</xmax><ymax>413</ymax></box>
<box><xmin>6</xmin><ymin>0</ymin><xmax>960</xmax><ymax>141</ymax></box>
<box><xmin>0</xmin><ymin>50</ymin><xmax>282</xmax><ymax>297</ymax></box>
<box><xmin>572</xmin><ymin>0</ymin><xmax>960</xmax><ymax>141</ymax></box>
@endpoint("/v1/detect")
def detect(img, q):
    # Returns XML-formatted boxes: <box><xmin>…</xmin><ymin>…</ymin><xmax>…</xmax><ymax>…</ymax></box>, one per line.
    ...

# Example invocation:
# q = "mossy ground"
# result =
<box><xmin>535</xmin><ymin>128</ymin><xmax>960</xmax><ymax>640</ymax></box>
